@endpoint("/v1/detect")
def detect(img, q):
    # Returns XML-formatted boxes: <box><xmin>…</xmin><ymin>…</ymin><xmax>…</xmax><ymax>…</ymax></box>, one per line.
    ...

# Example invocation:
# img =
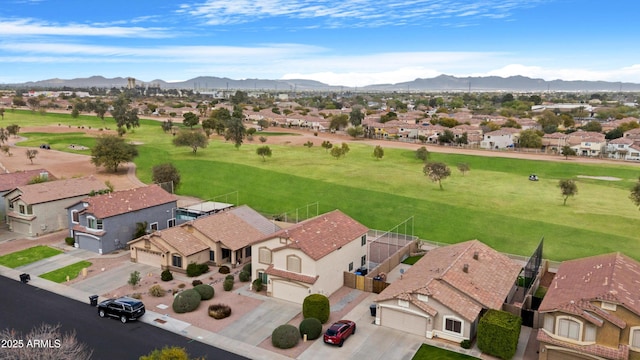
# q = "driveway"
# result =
<box><xmin>69</xmin><ymin>261</ymin><xmax>157</xmax><ymax>295</ymax></box>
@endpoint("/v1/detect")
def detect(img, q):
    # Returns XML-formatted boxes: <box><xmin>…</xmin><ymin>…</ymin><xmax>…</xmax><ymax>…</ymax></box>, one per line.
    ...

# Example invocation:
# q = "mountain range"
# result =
<box><xmin>6</xmin><ymin>75</ymin><xmax>640</xmax><ymax>92</ymax></box>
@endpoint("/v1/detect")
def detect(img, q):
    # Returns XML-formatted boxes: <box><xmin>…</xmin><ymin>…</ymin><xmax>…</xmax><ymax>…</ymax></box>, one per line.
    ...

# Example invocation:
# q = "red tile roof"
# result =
<box><xmin>375</xmin><ymin>240</ymin><xmax>521</xmax><ymax>321</ymax></box>
<box><xmin>539</xmin><ymin>252</ymin><xmax>640</xmax><ymax>320</ymax></box>
<box><xmin>265</xmin><ymin>264</ymin><xmax>318</xmax><ymax>284</ymax></box>
<box><xmin>0</xmin><ymin>169</ymin><xmax>56</xmax><ymax>192</ymax></box>
<box><xmin>77</xmin><ymin>184</ymin><xmax>177</xmax><ymax>218</ymax></box>
<box><xmin>137</xmin><ymin>225</ymin><xmax>209</xmax><ymax>256</ymax></box>
<box><xmin>8</xmin><ymin>176</ymin><xmax>105</xmax><ymax>204</ymax></box>
<box><xmin>537</xmin><ymin>330</ymin><xmax>629</xmax><ymax>360</ymax></box>
<box><xmin>262</xmin><ymin>210</ymin><xmax>368</xmax><ymax>261</ymax></box>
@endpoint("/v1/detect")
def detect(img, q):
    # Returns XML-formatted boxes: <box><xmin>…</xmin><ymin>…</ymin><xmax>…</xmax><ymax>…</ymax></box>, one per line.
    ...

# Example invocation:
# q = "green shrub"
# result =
<box><xmin>225</xmin><ymin>274</ymin><xmax>234</xmax><ymax>281</ymax></box>
<box><xmin>302</xmin><ymin>294</ymin><xmax>330</xmax><ymax>324</ymax></box>
<box><xmin>186</xmin><ymin>262</ymin><xmax>209</xmax><ymax>277</ymax></box>
<box><xmin>271</xmin><ymin>324</ymin><xmax>300</xmax><ymax>349</ymax></box>
<box><xmin>194</xmin><ymin>284</ymin><xmax>214</xmax><ymax>300</ymax></box>
<box><xmin>172</xmin><ymin>289</ymin><xmax>202</xmax><ymax>313</ymax></box>
<box><xmin>218</xmin><ymin>265</ymin><xmax>230</xmax><ymax>274</ymax></box>
<box><xmin>149</xmin><ymin>284</ymin><xmax>165</xmax><ymax>297</ymax></box>
<box><xmin>477</xmin><ymin>309</ymin><xmax>522</xmax><ymax>360</ymax></box>
<box><xmin>208</xmin><ymin>304</ymin><xmax>232</xmax><ymax>319</ymax></box>
<box><xmin>252</xmin><ymin>278</ymin><xmax>263</xmax><ymax>292</ymax></box>
<box><xmin>223</xmin><ymin>278</ymin><xmax>234</xmax><ymax>291</ymax></box>
<box><xmin>299</xmin><ymin>317</ymin><xmax>322</xmax><ymax>340</ymax></box>
<box><xmin>64</xmin><ymin>237</ymin><xmax>75</xmax><ymax>246</ymax></box>
<box><xmin>461</xmin><ymin>339</ymin><xmax>471</xmax><ymax>349</ymax></box>
<box><xmin>192</xmin><ymin>279</ymin><xmax>203</xmax><ymax>287</ymax></box>
<box><xmin>242</xmin><ymin>263</ymin><xmax>251</xmax><ymax>273</ymax></box>
<box><xmin>161</xmin><ymin>269</ymin><xmax>173</xmax><ymax>281</ymax></box>
<box><xmin>239</xmin><ymin>271</ymin><xmax>251</xmax><ymax>282</ymax></box>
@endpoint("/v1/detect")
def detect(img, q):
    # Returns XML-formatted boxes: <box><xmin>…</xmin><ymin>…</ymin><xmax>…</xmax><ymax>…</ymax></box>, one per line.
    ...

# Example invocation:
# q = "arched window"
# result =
<box><xmin>286</xmin><ymin>255</ymin><xmax>301</xmax><ymax>273</ymax></box>
<box><xmin>556</xmin><ymin>316</ymin><xmax>582</xmax><ymax>341</ymax></box>
<box><xmin>258</xmin><ymin>247</ymin><xmax>272</xmax><ymax>264</ymax></box>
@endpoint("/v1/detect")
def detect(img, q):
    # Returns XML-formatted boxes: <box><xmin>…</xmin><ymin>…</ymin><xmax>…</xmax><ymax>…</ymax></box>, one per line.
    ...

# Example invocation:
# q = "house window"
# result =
<box><xmin>258</xmin><ymin>271</ymin><xmax>268</xmax><ymax>284</ymax></box>
<box><xmin>87</xmin><ymin>217</ymin><xmax>103</xmax><ymax>230</ymax></box>
<box><xmin>71</xmin><ymin>210</ymin><xmax>79</xmax><ymax>223</ymax></box>
<box><xmin>258</xmin><ymin>247</ymin><xmax>272</xmax><ymax>264</ymax></box>
<box><xmin>245</xmin><ymin>247</ymin><xmax>251</xmax><ymax>257</ymax></box>
<box><xmin>222</xmin><ymin>248</ymin><xmax>231</xmax><ymax>260</ymax></box>
<box><xmin>348</xmin><ymin>262</ymin><xmax>353</xmax><ymax>272</ymax></box>
<box><xmin>584</xmin><ymin>324</ymin><xmax>596</xmax><ymax>342</ymax></box>
<box><xmin>417</xmin><ymin>294</ymin><xmax>428</xmax><ymax>303</ymax></box>
<box><xmin>150</xmin><ymin>222</ymin><xmax>158</xmax><ymax>231</ymax></box>
<box><xmin>361</xmin><ymin>255</ymin><xmax>366</xmax><ymax>267</ymax></box>
<box><xmin>167</xmin><ymin>218</ymin><xmax>176</xmax><ymax>228</ymax></box>
<box><xmin>543</xmin><ymin>314</ymin><xmax>554</xmax><ymax>333</ymax></box>
<box><xmin>172</xmin><ymin>254</ymin><xmax>182</xmax><ymax>268</ymax></box>
<box><xmin>361</xmin><ymin>235</ymin><xmax>366</xmax><ymax>246</ymax></box>
<box><xmin>287</xmin><ymin>255</ymin><xmax>301</xmax><ymax>273</ymax></box>
<box><xmin>444</xmin><ymin>317</ymin><xmax>463</xmax><ymax>334</ymax></box>
<box><xmin>8</xmin><ymin>201</ymin><xmax>13</xmax><ymax>210</ymax></box>
<box><xmin>19</xmin><ymin>204</ymin><xmax>25</xmax><ymax>214</ymax></box>
<box><xmin>630</xmin><ymin>327</ymin><xmax>640</xmax><ymax>349</ymax></box>
<box><xmin>209</xmin><ymin>250</ymin><xmax>215</xmax><ymax>262</ymax></box>
<box><xmin>557</xmin><ymin>317</ymin><xmax>581</xmax><ymax>341</ymax></box>
<box><xmin>398</xmin><ymin>300</ymin><xmax>409</xmax><ymax>308</ymax></box>
<box><xmin>601</xmin><ymin>302</ymin><xmax>616</xmax><ymax>311</ymax></box>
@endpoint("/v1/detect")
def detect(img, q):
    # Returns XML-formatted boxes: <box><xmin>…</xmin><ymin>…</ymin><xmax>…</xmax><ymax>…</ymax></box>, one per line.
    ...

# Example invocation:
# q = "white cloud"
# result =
<box><xmin>0</xmin><ymin>18</ymin><xmax>171</xmax><ymax>38</ymax></box>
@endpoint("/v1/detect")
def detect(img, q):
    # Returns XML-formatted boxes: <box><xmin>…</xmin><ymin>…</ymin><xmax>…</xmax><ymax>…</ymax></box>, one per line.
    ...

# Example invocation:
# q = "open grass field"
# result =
<box><xmin>0</xmin><ymin>245</ymin><xmax>62</xmax><ymax>268</ymax></box>
<box><xmin>411</xmin><ymin>344</ymin><xmax>476</xmax><ymax>360</ymax></box>
<box><xmin>6</xmin><ymin>109</ymin><xmax>640</xmax><ymax>261</ymax></box>
<box><xmin>39</xmin><ymin>260</ymin><xmax>92</xmax><ymax>283</ymax></box>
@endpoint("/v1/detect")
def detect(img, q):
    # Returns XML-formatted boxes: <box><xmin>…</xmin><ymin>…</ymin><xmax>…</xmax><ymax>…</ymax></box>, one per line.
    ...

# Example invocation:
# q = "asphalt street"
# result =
<box><xmin>0</xmin><ymin>275</ymin><xmax>249</xmax><ymax>360</ymax></box>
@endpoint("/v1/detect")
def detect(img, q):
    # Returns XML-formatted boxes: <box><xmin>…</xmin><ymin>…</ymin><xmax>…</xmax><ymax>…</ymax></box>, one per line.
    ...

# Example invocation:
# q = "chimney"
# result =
<box><xmin>473</xmin><ymin>251</ymin><xmax>479</xmax><ymax>260</ymax></box>
<box><xmin>463</xmin><ymin>264</ymin><xmax>469</xmax><ymax>273</ymax></box>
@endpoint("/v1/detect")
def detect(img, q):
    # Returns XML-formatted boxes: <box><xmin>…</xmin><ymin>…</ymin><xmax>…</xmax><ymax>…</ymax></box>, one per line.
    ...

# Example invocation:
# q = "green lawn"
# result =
<box><xmin>403</xmin><ymin>255</ymin><xmax>424</xmax><ymax>265</ymax></box>
<box><xmin>412</xmin><ymin>344</ymin><xmax>477</xmax><ymax>360</ymax></box>
<box><xmin>0</xmin><ymin>245</ymin><xmax>63</xmax><ymax>268</ymax></box>
<box><xmin>7</xmin><ymin>109</ymin><xmax>640</xmax><ymax>261</ymax></box>
<box><xmin>39</xmin><ymin>261</ymin><xmax>93</xmax><ymax>283</ymax></box>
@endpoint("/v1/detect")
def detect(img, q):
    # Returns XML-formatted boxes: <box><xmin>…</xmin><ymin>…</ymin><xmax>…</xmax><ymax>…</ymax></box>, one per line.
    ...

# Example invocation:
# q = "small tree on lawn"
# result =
<box><xmin>256</xmin><ymin>146</ymin><xmax>272</xmax><ymax>161</ymax></box>
<box><xmin>415</xmin><ymin>146</ymin><xmax>429</xmax><ymax>162</ymax></box>
<box><xmin>558</xmin><ymin>179</ymin><xmax>578</xmax><ymax>205</ymax></box>
<box><xmin>25</xmin><ymin>149</ymin><xmax>38</xmax><ymax>164</ymax></box>
<box><xmin>373</xmin><ymin>145</ymin><xmax>384</xmax><ymax>160</ymax></box>
<box><xmin>321</xmin><ymin>140</ymin><xmax>333</xmax><ymax>152</ymax></box>
<box><xmin>152</xmin><ymin>163</ymin><xmax>181</xmax><ymax>191</ymax></box>
<box><xmin>90</xmin><ymin>134</ymin><xmax>138</xmax><ymax>173</ymax></box>
<box><xmin>172</xmin><ymin>130</ymin><xmax>208</xmax><ymax>155</ymax></box>
<box><xmin>182</xmin><ymin>112</ymin><xmax>199</xmax><ymax>129</ymax></box>
<box><xmin>423</xmin><ymin>162</ymin><xmax>451</xmax><ymax>190</ymax></box>
<box><xmin>630</xmin><ymin>177</ymin><xmax>640</xmax><ymax>211</ymax></box>
<box><xmin>304</xmin><ymin>141</ymin><xmax>314</xmax><ymax>149</ymax></box>
<box><xmin>457</xmin><ymin>163</ymin><xmax>470</xmax><ymax>176</ymax></box>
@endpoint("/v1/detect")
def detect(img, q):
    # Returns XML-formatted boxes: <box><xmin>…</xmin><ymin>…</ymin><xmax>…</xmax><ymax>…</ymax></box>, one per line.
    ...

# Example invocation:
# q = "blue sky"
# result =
<box><xmin>1</xmin><ymin>0</ymin><xmax>639</xmax><ymax>87</ymax></box>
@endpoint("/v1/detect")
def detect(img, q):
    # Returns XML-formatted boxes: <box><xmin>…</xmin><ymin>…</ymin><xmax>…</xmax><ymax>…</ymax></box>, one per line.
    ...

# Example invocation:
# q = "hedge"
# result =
<box><xmin>299</xmin><ymin>317</ymin><xmax>323</xmax><ymax>340</ymax></box>
<box><xmin>194</xmin><ymin>284</ymin><xmax>215</xmax><ymax>300</ymax></box>
<box><xmin>477</xmin><ymin>309</ymin><xmax>522</xmax><ymax>360</ymax></box>
<box><xmin>172</xmin><ymin>288</ymin><xmax>202</xmax><ymax>313</ymax></box>
<box><xmin>302</xmin><ymin>294</ymin><xmax>330</xmax><ymax>324</ymax></box>
<box><xmin>272</xmin><ymin>324</ymin><xmax>300</xmax><ymax>349</ymax></box>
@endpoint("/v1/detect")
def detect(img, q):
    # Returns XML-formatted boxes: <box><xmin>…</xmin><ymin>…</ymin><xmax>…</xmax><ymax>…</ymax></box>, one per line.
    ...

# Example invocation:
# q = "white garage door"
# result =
<box><xmin>136</xmin><ymin>249</ymin><xmax>162</xmax><ymax>267</ymax></box>
<box><xmin>272</xmin><ymin>280</ymin><xmax>309</xmax><ymax>304</ymax></box>
<box><xmin>10</xmin><ymin>219</ymin><xmax>31</xmax><ymax>236</ymax></box>
<box><xmin>380</xmin><ymin>308</ymin><xmax>427</xmax><ymax>337</ymax></box>
<box><xmin>547</xmin><ymin>349</ymin><xmax>593</xmax><ymax>360</ymax></box>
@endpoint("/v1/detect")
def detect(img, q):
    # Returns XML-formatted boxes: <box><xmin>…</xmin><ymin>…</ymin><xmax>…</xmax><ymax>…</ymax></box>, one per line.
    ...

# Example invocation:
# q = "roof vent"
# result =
<box><xmin>463</xmin><ymin>264</ymin><xmax>469</xmax><ymax>273</ymax></box>
<box><xmin>473</xmin><ymin>251</ymin><xmax>479</xmax><ymax>260</ymax></box>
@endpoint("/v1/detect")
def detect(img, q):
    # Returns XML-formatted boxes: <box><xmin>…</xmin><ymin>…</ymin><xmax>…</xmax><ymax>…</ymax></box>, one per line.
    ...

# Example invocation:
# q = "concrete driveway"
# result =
<box><xmin>69</xmin><ymin>261</ymin><xmax>157</xmax><ymax>294</ymax></box>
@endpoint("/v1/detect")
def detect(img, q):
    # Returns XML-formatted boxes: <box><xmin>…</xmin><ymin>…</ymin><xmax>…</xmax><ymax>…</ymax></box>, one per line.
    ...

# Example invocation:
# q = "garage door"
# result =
<box><xmin>272</xmin><ymin>280</ymin><xmax>309</xmax><ymax>304</ymax></box>
<box><xmin>10</xmin><ymin>219</ymin><xmax>31</xmax><ymax>236</ymax></box>
<box><xmin>547</xmin><ymin>348</ymin><xmax>594</xmax><ymax>360</ymax></box>
<box><xmin>380</xmin><ymin>308</ymin><xmax>427</xmax><ymax>337</ymax></box>
<box><xmin>135</xmin><ymin>249</ymin><xmax>162</xmax><ymax>267</ymax></box>
<box><xmin>77</xmin><ymin>235</ymin><xmax>100</xmax><ymax>253</ymax></box>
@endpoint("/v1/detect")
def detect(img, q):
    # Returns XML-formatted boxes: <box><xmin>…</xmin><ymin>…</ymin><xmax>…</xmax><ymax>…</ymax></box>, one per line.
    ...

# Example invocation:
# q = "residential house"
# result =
<box><xmin>624</xmin><ymin>128</ymin><xmax>640</xmax><ymax>142</ymax></box>
<box><xmin>480</xmin><ymin>128</ymin><xmax>520</xmax><ymax>149</ymax></box>
<box><xmin>374</xmin><ymin>240</ymin><xmax>521</xmax><ymax>342</ymax></box>
<box><xmin>0</xmin><ymin>169</ymin><xmax>55</xmax><ymax>223</ymax></box>
<box><xmin>537</xmin><ymin>252</ymin><xmax>640</xmax><ymax>360</ymax></box>
<box><xmin>607</xmin><ymin>138</ymin><xmax>640</xmax><ymax>161</ymax></box>
<box><xmin>566</xmin><ymin>131</ymin><xmax>606</xmax><ymax>157</ymax></box>
<box><xmin>542</xmin><ymin>132</ymin><xmax>569</xmax><ymax>154</ymax></box>
<box><xmin>3</xmin><ymin>176</ymin><xmax>106</xmax><ymax>237</ymax></box>
<box><xmin>250</xmin><ymin>210</ymin><xmax>368</xmax><ymax>304</ymax></box>
<box><xmin>67</xmin><ymin>185</ymin><xmax>178</xmax><ymax>254</ymax></box>
<box><xmin>128</xmin><ymin>205</ymin><xmax>279</xmax><ymax>272</ymax></box>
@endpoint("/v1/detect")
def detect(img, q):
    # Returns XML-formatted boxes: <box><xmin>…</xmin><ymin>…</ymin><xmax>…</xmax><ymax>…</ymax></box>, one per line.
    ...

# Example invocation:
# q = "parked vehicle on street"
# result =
<box><xmin>97</xmin><ymin>297</ymin><xmax>145</xmax><ymax>323</ymax></box>
<box><xmin>323</xmin><ymin>320</ymin><xmax>356</xmax><ymax>347</ymax></box>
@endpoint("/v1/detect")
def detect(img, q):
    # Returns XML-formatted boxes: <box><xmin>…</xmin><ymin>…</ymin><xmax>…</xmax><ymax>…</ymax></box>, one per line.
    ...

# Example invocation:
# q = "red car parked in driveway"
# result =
<box><xmin>323</xmin><ymin>320</ymin><xmax>356</xmax><ymax>347</ymax></box>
